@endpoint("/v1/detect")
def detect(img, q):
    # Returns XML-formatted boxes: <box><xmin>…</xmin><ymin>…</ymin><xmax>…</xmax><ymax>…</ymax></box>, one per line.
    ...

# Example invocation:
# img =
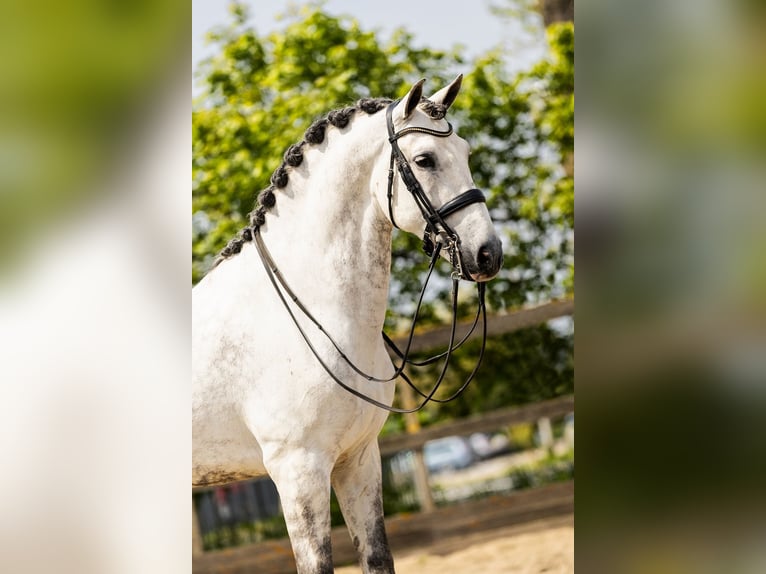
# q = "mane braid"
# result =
<box><xmin>211</xmin><ymin>95</ymin><xmax>446</xmax><ymax>269</ymax></box>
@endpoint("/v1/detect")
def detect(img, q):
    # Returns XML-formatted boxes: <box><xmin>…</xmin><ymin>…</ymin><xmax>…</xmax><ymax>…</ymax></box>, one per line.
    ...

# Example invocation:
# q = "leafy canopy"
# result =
<box><xmin>193</xmin><ymin>2</ymin><xmax>574</xmax><ymax>415</ymax></box>
<box><xmin>193</xmin><ymin>3</ymin><xmax>461</xmax><ymax>284</ymax></box>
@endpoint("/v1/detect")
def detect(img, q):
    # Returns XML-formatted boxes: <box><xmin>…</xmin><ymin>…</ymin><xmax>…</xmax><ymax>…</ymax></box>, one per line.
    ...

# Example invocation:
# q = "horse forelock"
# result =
<box><xmin>211</xmin><ymin>95</ymin><xmax>447</xmax><ymax>269</ymax></box>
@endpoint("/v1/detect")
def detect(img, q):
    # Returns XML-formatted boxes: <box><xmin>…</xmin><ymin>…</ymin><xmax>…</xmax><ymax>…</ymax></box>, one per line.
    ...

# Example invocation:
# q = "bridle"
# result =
<box><xmin>385</xmin><ymin>100</ymin><xmax>487</xmax><ymax>281</ymax></box>
<box><xmin>253</xmin><ymin>99</ymin><xmax>490</xmax><ymax>413</ymax></box>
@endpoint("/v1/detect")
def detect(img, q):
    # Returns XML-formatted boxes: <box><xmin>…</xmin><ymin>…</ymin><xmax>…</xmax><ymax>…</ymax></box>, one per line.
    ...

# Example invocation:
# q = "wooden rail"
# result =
<box><xmin>388</xmin><ymin>298</ymin><xmax>574</xmax><ymax>354</ymax></box>
<box><xmin>379</xmin><ymin>394</ymin><xmax>574</xmax><ymax>457</ymax></box>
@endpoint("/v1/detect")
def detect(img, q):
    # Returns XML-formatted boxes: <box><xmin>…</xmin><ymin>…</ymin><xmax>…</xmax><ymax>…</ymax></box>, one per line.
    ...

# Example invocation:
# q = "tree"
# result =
<box><xmin>457</xmin><ymin>20</ymin><xmax>574</xmax><ymax>312</ymax></box>
<box><xmin>394</xmin><ymin>19</ymin><xmax>574</xmax><ymax>425</ymax></box>
<box><xmin>192</xmin><ymin>2</ymin><xmax>574</xmax><ymax>417</ymax></box>
<box><xmin>193</xmin><ymin>3</ymin><xmax>461</xmax><ymax>284</ymax></box>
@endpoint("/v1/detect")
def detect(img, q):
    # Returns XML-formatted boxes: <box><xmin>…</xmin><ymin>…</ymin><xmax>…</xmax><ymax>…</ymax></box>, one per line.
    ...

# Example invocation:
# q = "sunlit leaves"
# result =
<box><xmin>192</xmin><ymin>2</ymin><xmax>574</xmax><ymax>413</ymax></box>
<box><xmin>452</xmin><ymin>22</ymin><xmax>574</xmax><ymax>310</ymax></box>
<box><xmin>192</xmin><ymin>3</ymin><xmax>456</xmax><ymax>283</ymax></box>
<box><xmin>193</xmin><ymin>3</ymin><xmax>573</xmax><ymax>319</ymax></box>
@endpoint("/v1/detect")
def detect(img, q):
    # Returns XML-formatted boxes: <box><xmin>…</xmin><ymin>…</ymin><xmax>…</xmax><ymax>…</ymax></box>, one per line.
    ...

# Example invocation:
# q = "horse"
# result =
<box><xmin>192</xmin><ymin>76</ymin><xmax>503</xmax><ymax>573</ymax></box>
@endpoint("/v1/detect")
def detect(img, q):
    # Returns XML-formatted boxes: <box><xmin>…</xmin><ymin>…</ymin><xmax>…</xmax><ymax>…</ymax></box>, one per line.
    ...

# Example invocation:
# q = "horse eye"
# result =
<box><xmin>414</xmin><ymin>154</ymin><xmax>436</xmax><ymax>169</ymax></box>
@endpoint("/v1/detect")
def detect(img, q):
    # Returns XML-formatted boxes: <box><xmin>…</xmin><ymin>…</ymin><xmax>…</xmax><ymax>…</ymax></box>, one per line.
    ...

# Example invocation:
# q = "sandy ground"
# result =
<box><xmin>336</xmin><ymin>514</ymin><xmax>573</xmax><ymax>574</ymax></box>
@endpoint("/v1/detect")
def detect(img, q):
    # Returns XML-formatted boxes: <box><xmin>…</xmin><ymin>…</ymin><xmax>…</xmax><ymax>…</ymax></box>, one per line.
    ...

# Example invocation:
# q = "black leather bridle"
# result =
<box><xmin>385</xmin><ymin>100</ymin><xmax>487</xmax><ymax>281</ymax></box>
<box><xmin>252</xmin><ymin>100</ymin><xmax>490</xmax><ymax>412</ymax></box>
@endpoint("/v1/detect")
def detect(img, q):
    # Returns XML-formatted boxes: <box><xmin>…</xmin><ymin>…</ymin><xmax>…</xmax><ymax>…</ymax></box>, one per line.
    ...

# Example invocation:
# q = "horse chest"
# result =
<box><xmin>243</xmin><ymin>358</ymin><xmax>392</xmax><ymax>449</ymax></box>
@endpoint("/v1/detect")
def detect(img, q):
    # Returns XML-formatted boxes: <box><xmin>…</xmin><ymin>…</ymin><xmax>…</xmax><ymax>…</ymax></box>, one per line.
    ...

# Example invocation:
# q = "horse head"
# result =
<box><xmin>374</xmin><ymin>76</ymin><xmax>503</xmax><ymax>282</ymax></box>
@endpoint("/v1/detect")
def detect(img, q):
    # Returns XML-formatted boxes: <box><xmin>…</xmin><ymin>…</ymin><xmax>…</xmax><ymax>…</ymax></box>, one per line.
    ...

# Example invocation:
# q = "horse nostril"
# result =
<box><xmin>478</xmin><ymin>246</ymin><xmax>492</xmax><ymax>267</ymax></box>
<box><xmin>476</xmin><ymin>241</ymin><xmax>503</xmax><ymax>274</ymax></box>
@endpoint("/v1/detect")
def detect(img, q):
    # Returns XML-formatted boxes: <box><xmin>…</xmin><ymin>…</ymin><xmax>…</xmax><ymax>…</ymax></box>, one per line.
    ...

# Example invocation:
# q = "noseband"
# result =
<box><xmin>252</xmin><ymin>101</ymin><xmax>490</xmax><ymax>413</ymax></box>
<box><xmin>385</xmin><ymin>100</ymin><xmax>487</xmax><ymax>280</ymax></box>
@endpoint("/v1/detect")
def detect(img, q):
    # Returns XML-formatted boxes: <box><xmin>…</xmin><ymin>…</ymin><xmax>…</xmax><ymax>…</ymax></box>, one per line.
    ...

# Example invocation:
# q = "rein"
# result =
<box><xmin>252</xmin><ymin>101</ymin><xmax>490</xmax><ymax>413</ymax></box>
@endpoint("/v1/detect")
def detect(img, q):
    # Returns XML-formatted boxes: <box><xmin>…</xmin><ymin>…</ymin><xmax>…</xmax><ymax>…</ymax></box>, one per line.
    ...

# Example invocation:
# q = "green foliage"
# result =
<box><xmin>455</xmin><ymin>22</ymin><xmax>574</xmax><ymax>311</ymax></box>
<box><xmin>192</xmin><ymin>2</ymin><xmax>574</xmax><ymax>411</ymax></box>
<box><xmin>507</xmin><ymin>449</ymin><xmax>574</xmax><ymax>490</ymax></box>
<box><xmin>396</xmin><ymin>323</ymin><xmax>573</xmax><ymax>427</ymax></box>
<box><xmin>201</xmin><ymin>514</ymin><xmax>289</xmax><ymax>550</ymax></box>
<box><xmin>385</xmin><ymin>22</ymin><xmax>575</xmax><ymax>322</ymax></box>
<box><xmin>509</xmin><ymin>422</ymin><xmax>537</xmax><ymax>449</ymax></box>
<box><xmin>193</xmin><ymin>2</ymin><xmax>460</xmax><ymax>282</ymax></box>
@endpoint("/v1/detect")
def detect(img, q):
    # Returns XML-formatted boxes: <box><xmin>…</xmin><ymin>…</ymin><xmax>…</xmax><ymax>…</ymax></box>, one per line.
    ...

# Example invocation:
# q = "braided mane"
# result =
<box><xmin>212</xmin><ymin>96</ymin><xmax>445</xmax><ymax>268</ymax></box>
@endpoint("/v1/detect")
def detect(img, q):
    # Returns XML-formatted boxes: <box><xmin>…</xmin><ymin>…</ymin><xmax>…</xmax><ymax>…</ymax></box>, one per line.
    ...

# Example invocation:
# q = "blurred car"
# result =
<box><xmin>423</xmin><ymin>437</ymin><xmax>475</xmax><ymax>474</ymax></box>
<box><xmin>469</xmin><ymin>432</ymin><xmax>511</xmax><ymax>459</ymax></box>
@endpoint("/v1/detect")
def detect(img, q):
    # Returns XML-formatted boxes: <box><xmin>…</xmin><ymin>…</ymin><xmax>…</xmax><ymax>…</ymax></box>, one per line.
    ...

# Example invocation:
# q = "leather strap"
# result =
<box><xmin>254</xmin><ymin>227</ymin><xmax>488</xmax><ymax>413</ymax></box>
<box><xmin>437</xmin><ymin>188</ymin><xmax>486</xmax><ymax>219</ymax></box>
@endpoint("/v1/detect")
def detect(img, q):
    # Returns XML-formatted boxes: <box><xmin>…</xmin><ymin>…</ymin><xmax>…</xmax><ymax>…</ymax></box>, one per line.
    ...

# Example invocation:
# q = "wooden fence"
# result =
<box><xmin>388</xmin><ymin>298</ymin><xmax>574</xmax><ymax>354</ymax></box>
<box><xmin>193</xmin><ymin>480</ymin><xmax>574</xmax><ymax>573</ymax></box>
<box><xmin>380</xmin><ymin>394</ymin><xmax>573</xmax><ymax>513</ymax></box>
<box><xmin>380</xmin><ymin>395</ymin><xmax>574</xmax><ymax>457</ymax></box>
<box><xmin>192</xmin><ymin>394</ymin><xmax>574</xmax><ymax>560</ymax></box>
<box><xmin>192</xmin><ymin>298</ymin><xmax>574</xmax><ymax>561</ymax></box>
<box><xmin>382</xmin><ymin>298</ymin><xmax>574</xmax><ymax>512</ymax></box>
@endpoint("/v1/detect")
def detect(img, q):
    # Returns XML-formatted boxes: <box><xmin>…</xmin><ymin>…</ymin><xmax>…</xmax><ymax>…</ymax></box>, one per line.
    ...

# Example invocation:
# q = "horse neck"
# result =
<box><xmin>259</xmin><ymin>118</ymin><xmax>392</xmax><ymax>338</ymax></box>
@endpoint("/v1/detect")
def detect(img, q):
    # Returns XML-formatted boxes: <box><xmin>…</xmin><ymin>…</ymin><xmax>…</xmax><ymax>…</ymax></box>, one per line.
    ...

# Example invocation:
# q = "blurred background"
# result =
<box><xmin>0</xmin><ymin>0</ymin><xmax>190</xmax><ymax>572</ymax></box>
<box><xmin>577</xmin><ymin>1</ymin><xmax>766</xmax><ymax>572</ymax></box>
<box><xmin>0</xmin><ymin>0</ymin><xmax>763</xmax><ymax>572</ymax></box>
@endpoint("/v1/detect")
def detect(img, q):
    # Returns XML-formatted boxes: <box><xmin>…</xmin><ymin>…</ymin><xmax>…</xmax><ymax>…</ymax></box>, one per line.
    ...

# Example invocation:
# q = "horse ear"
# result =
<box><xmin>401</xmin><ymin>78</ymin><xmax>426</xmax><ymax>119</ymax></box>
<box><xmin>427</xmin><ymin>74</ymin><xmax>463</xmax><ymax>111</ymax></box>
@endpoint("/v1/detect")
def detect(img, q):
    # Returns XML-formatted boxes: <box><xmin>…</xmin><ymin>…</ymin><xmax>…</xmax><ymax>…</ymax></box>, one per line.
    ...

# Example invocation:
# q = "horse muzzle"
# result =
<box><xmin>464</xmin><ymin>236</ymin><xmax>503</xmax><ymax>282</ymax></box>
